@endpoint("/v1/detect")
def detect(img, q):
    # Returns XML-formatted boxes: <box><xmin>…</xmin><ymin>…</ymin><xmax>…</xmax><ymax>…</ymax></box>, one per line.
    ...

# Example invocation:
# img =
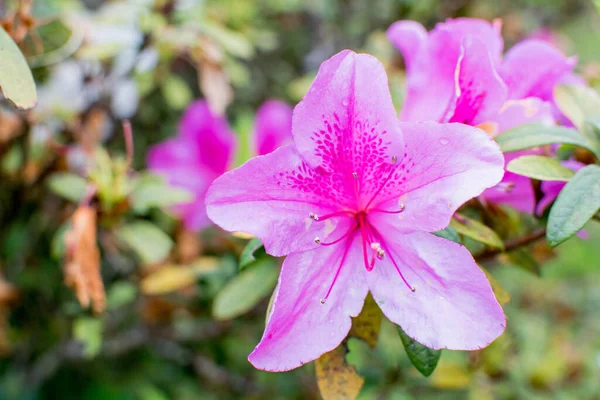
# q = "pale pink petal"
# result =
<box><xmin>179</xmin><ymin>100</ymin><xmax>236</xmax><ymax>174</ymax></box>
<box><xmin>492</xmin><ymin>98</ymin><xmax>554</xmax><ymax>133</ymax></box>
<box><xmin>386</xmin><ymin>21</ymin><xmax>428</xmax><ymax>72</ymax></box>
<box><xmin>499</xmin><ymin>40</ymin><xmax>576</xmax><ymax>101</ymax></box>
<box><xmin>482</xmin><ymin>165</ymin><xmax>536</xmax><ymax>214</ymax></box>
<box><xmin>447</xmin><ymin>37</ymin><xmax>508</xmax><ymax>125</ymax></box>
<box><xmin>367</xmin><ymin>231</ymin><xmax>505</xmax><ymax>350</ymax></box>
<box><xmin>292</xmin><ymin>50</ymin><xmax>404</xmax><ymax>171</ymax></box>
<box><xmin>206</xmin><ymin>145</ymin><xmax>356</xmax><ymax>256</ymax></box>
<box><xmin>369</xmin><ymin>122</ymin><xmax>504</xmax><ymax>233</ymax></box>
<box><xmin>400</xmin><ymin>18</ymin><xmax>503</xmax><ymax>122</ymax></box>
<box><xmin>249</xmin><ymin>235</ymin><xmax>368</xmax><ymax>371</ymax></box>
<box><xmin>254</xmin><ymin>99</ymin><xmax>293</xmax><ymax>156</ymax></box>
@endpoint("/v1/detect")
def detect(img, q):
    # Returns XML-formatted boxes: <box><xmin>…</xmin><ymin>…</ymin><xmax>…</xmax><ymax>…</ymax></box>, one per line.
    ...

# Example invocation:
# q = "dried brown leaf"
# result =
<box><xmin>315</xmin><ymin>343</ymin><xmax>364</xmax><ymax>400</ymax></box>
<box><xmin>64</xmin><ymin>206</ymin><xmax>106</xmax><ymax>313</ymax></box>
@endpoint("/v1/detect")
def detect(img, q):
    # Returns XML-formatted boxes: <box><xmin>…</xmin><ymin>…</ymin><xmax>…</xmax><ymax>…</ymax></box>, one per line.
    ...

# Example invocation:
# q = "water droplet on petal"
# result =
<box><xmin>342</xmin><ymin>99</ymin><xmax>349</xmax><ymax>107</ymax></box>
<box><xmin>439</xmin><ymin>138</ymin><xmax>449</xmax><ymax>145</ymax></box>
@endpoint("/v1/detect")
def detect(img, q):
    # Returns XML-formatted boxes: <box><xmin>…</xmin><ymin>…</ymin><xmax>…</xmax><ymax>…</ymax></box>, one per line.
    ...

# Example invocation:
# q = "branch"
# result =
<box><xmin>475</xmin><ymin>228</ymin><xmax>547</xmax><ymax>263</ymax></box>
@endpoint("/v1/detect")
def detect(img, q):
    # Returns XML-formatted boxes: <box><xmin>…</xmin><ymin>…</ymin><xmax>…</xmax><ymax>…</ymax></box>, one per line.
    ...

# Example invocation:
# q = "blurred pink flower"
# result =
<box><xmin>254</xmin><ymin>100</ymin><xmax>293</xmax><ymax>155</ymax></box>
<box><xmin>206</xmin><ymin>50</ymin><xmax>506</xmax><ymax>371</ymax></box>
<box><xmin>147</xmin><ymin>99</ymin><xmax>292</xmax><ymax>231</ymax></box>
<box><xmin>388</xmin><ymin>18</ymin><xmax>583</xmax><ymax>214</ymax></box>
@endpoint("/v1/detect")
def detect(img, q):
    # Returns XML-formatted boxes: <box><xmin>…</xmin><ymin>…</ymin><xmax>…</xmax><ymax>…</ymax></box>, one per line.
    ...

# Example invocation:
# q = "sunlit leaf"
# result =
<box><xmin>0</xmin><ymin>26</ymin><xmax>37</xmax><ymax>109</ymax></box>
<box><xmin>495</xmin><ymin>123</ymin><xmax>597</xmax><ymax>157</ymax></box>
<box><xmin>316</xmin><ymin>343</ymin><xmax>364</xmax><ymax>400</ymax></box>
<box><xmin>47</xmin><ymin>172</ymin><xmax>89</xmax><ymax>203</ymax></box>
<box><xmin>450</xmin><ymin>214</ymin><xmax>504</xmax><ymax>249</ymax></box>
<box><xmin>239</xmin><ymin>238</ymin><xmax>264</xmax><ymax>269</ymax></box>
<box><xmin>547</xmin><ymin>165</ymin><xmax>600</xmax><ymax>247</ymax></box>
<box><xmin>73</xmin><ymin>317</ymin><xmax>103</xmax><ymax>358</ymax></box>
<box><xmin>398</xmin><ymin>326</ymin><xmax>441</xmax><ymax>377</ymax></box>
<box><xmin>554</xmin><ymin>84</ymin><xmax>600</xmax><ymax>129</ymax></box>
<box><xmin>141</xmin><ymin>257</ymin><xmax>220</xmax><ymax>295</ymax></box>
<box><xmin>506</xmin><ymin>155</ymin><xmax>574</xmax><ymax>181</ymax></box>
<box><xmin>131</xmin><ymin>173</ymin><xmax>193</xmax><ymax>214</ymax></box>
<box><xmin>349</xmin><ymin>293</ymin><xmax>382</xmax><ymax>347</ymax></box>
<box><xmin>117</xmin><ymin>221</ymin><xmax>173</xmax><ymax>265</ymax></box>
<box><xmin>430</xmin><ymin>360</ymin><xmax>472</xmax><ymax>389</ymax></box>
<box><xmin>480</xmin><ymin>266</ymin><xmax>510</xmax><ymax>305</ymax></box>
<box><xmin>212</xmin><ymin>259</ymin><xmax>278</xmax><ymax>320</ymax></box>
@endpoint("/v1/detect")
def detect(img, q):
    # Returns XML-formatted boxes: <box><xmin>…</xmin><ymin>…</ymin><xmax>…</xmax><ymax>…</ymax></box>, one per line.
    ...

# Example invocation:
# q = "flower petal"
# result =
<box><xmin>147</xmin><ymin>137</ymin><xmax>215</xmax><ymax>231</ymax></box>
<box><xmin>367</xmin><ymin>231</ymin><xmax>505</xmax><ymax>350</ymax></box>
<box><xmin>254</xmin><ymin>99</ymin><xmax>293</xmax><ymax>156</ymax></box>
<box><xmin>386</xmin><ymin>21</ymin><xmax>428</xmax><ymax>72</ymax></box>
<box><xmin>292</xmin><ymin>50</ymin><xmax>404</xmax><ymax>172</ymax></box>
<box><xmin>370</xmin><ymin>122</ymin><xmax>504</xmax><ymax>233</ymax></box>
<box><xmin>178</xmin><ymin>100</ymin><xmax>236</xmax><ymax>174</ymax></box>
<box><xmin>249</xmin><ymin>235</ymin><xmax>368</xmax><ymax>371</ymax></box>
<box><xmin>447</xmin><ymin>37</ymin><xmax>508</xmax><ymax>125</ymax></box>
<box><xmin>498</xmin><ymin>40</ymin><xmax>576</xmax><ymax>101</ymax></box>
<box><xmin>206</xmin><ymin>145</ymin><xmax>356</xmax><ymax>256</ymax></box>
<box><xmin>400</xmin><ymin>18</ymin><xmax>503</xmax><ymax>122</ymax></box>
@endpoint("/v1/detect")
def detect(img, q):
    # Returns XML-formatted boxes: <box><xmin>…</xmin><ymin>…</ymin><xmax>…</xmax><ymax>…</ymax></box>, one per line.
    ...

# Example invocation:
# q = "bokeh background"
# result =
<box><xmin>1</xmin><ymin>0</ymin><xmax>600</xmax><ymax>399</ymax></box>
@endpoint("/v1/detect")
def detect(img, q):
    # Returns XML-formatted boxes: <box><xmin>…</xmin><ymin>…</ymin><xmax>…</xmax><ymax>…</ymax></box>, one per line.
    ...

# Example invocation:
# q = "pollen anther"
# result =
<box><xmin>314</xmin><ymin>237</ymin><xmax>321</xmax><ymax>244</ymax></box>
<box><xmin>309</xmin><ymin>212</ymin><xmax>319</xmax><ymax>221</ymax></box>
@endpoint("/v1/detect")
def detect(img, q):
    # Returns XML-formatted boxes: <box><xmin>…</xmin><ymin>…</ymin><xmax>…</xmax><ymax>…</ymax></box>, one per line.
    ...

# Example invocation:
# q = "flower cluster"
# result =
<box><xmin>388</xmin><ymin>18</ymin><xmax>585</xmax><ymax>214</ymax></box>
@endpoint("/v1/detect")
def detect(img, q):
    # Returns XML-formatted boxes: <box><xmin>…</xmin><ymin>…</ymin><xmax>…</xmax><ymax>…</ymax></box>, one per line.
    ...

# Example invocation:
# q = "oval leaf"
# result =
<box><xmin>494</xmin><ymin>123</ymin><xmax>596</xmax><ymax>156</ymax></box>
<box><xmin>554</xmin><ymin>84</ymin><xmax>600</xmax><ymax>129</ymax></box>
<box><xmin>239</xmin><ymin>237</ymin><xmax>264</xmax><ymax>269</ymax></box>
<box><xmin>47</xmin><ymin>172</ymin><xmax>89</xmax><ymax>202</ymax></box>
<box><xmin>117</xmin><ymin>221</ymin><xmax>173</xmax><ymax>265</ymax></box>
<box><xmin>212</xmin><ymin>259</ymin><xmax>278</xmax><ymax>320</ymax></box>
<box><xmin>506</xmin><ymin>155</ymin><xmax>574</xmax><ymax>182</ymax></box>
<box><xmin>398</xmin><ymin>326</ymin><xmax>441</xmax><ymax>377</ymax></box>
<box><xmin>0</xmin><ymin>27</ymin><xmax>37</xmax><ymax>109</ymax></box>
<box><xmin>450</xmin><ymin>214</ymin><xmax>504</xmax><ymax>249</ymax></box>
<box><xmin>547</xmin><ymin>165</ymin><xmax>600</xmax><ymax>247</ymax></box>
<box><xmin>316</xmin><ymin>343</ymin><xmax>364</xmax><ymax>400</ymax></box>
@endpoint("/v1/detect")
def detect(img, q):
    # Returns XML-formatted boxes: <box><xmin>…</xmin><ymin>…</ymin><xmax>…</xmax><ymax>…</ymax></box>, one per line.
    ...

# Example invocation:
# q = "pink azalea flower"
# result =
<box><xmin>147</xmin><ymin>99</ymin><xmax>292</xmax><ymax>231</ymax></box>
<box><xmin>206</xmin><ymin>50</ymin><xmax>506</xmax><ymax>371</ymax></box>
<box><xmin>387</xmin><ymin>18</ymin><xmax>578</xmax><ymax>125</ymax></box>
<box><xmin>388</xmin><ymin>18</ymin><xmax>582</xmax><ymax>215</ymax></box>
<box><xmin>254</xmin><ymin>99</ymin><xmax>293</xmax><ymax>156</ymax></box>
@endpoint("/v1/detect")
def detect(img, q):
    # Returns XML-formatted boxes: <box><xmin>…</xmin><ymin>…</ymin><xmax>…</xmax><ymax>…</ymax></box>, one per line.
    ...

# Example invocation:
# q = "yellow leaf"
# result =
<box><xmin>141</xmin><ymin>257</ymin><xmax>220</xmax><ymax>295</ymax></box>
<box><xmin>480</xmin><ymin>267</ymin><xmax>511</xmax><ymax>305</ymax></box>
<box><xmin>349</xmin><ymin>293</ymin><xmax>382</xmax><ymax>347</ymax></box>
<box><xmin>316</xmin><ymin>343</ymin><xmax>364</xmax><ymax>400</ymax></box>
<box><xmin>430</xmin><ymin>360</ymin><xmax>472</xmax><ymax>389</ymax></box>
<box><xmin>231</xmin><ymin>231</ymin><xmax>254</xmax><ymax>240</ymax></box>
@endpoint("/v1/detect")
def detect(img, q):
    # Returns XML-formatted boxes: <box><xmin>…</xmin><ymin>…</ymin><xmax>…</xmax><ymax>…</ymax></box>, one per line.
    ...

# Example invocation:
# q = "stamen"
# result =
<box><xmin>371</xmin><ymin>243</ymin><xmax>385</xmax><ymax>260</ymax></box>
<box><xmin>364</xmin><ymin>157</ymin><xmax>401</xmax><ymax>210</ymax></box>
<box><xmin>352</xmin><ymin>172</ymin><xmax>358</xmax><ymax>179</ymax></box>
<box><xmin>358</xmin><ymin>215</ymin><xmax>371</xmax><ymax>271</ymax></box>
<box><xmin>369</xmin><ymin>224</ymin><xmax>416</xmax><ymax>292</ymax></box>
<box><xmin>309</xmin><ymin>210</ymin><xmax>350</xmax><ymax>222</ymax></box>
<box><xmin>321</xmin><ymin>235</ymin><xmax>354</xmax><ymax>304</ymax></box>
<box><xmin>370</xmin><ymin>203</ymin><xmax>405</xmax><ymax>214</ymax></box>
<box><xmin>317</xmin><ymin>224</ymin><xmax>357</xmax><ymax>246</ymax></box>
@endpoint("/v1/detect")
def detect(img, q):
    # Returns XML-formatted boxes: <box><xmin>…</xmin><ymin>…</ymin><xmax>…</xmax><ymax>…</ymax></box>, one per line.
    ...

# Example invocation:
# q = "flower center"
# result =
<box><xmin>310</xmin><ymin>164</ymin><xmax>416</xmax><ymax>304</ymax></box>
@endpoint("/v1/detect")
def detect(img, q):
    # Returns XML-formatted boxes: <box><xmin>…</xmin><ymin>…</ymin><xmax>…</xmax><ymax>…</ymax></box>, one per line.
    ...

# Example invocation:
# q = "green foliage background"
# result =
<box><xmin>1</xmin><ymin>0</ymin><xmax>600</xmax><ymax>399</ymax></box>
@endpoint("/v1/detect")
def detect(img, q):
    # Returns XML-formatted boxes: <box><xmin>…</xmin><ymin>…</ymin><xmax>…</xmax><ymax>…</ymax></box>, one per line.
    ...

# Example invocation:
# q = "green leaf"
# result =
<box><xmin>0</xmin><ymin>26</ymin><xmax>37</xmax><ymax>109</ymax></box>
<box><xmin>582</xmin><ymin>120</ymin><xmax>600</xmax><ymax>156</ymax></box>
<box><xmin>450</xmin><ymin>215</ymin><xmax>504</xmax><ymax>249</ymax></box>
<box><xmin>239</xmin><ymin>238</ymin><xmax>264</xmax><ymax>269</ymax></box>
<box><xmin>554</xmin><ymin>85</ymin><xmax>600</xmax><ymax>129</ymax></box>
<box><xmin>547</xmin><ymin>165</ymin><xmax>600</xmax><ymax>247</ymax></box>
<box><xmin>161</xmin><ymin>75</ymin><xmax>193</xmax><ymax>110</ymax></box>
<box><xmin>47</xmin><ymin>173</ymin><xmax>89</xmax><ymax>203</ymax></box>
<box><xmin>73</xmin><ymin>317</ymin><xmax>103</xmax><ymax>359</ymax></box>
<box><xmin>117</xmin><ymin>221</ymin><xmax>173</xmax><ymax>265</ymax></box>
<box><xmin>131</xmin><ymin>173</ymin><xmax>193</xmax><ymax>214</ymax></box>
<box><xmin>433</xmin><ymin>226</ymin><xmax>462</xmax><ymax>244</ymax></box>
<box><xmin>506</xmin><ymin>155</ymin><xmax>574</xmax><ymax>181</ymax></box>
<box><xmin>212</xmin><ymin>259</ymin><xmax>278</xmax><ymax>320</ymax></box>
<box><xmin>494</xmin><ymin>123</ymin><xmax>597</xmax><ymax>157</ymax></box>
<box><xmin>398</xmin><ymin>326</ymin><xmax>441</xmax><ymax>377</ymax></box>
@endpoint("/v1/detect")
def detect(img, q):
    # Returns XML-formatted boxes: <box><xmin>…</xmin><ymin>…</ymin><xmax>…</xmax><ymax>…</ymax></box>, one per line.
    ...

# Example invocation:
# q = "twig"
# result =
<box><xmin>475</xmin><ymin>228</ymin><xmax>547</xmax><ymax>263</ymax></box>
